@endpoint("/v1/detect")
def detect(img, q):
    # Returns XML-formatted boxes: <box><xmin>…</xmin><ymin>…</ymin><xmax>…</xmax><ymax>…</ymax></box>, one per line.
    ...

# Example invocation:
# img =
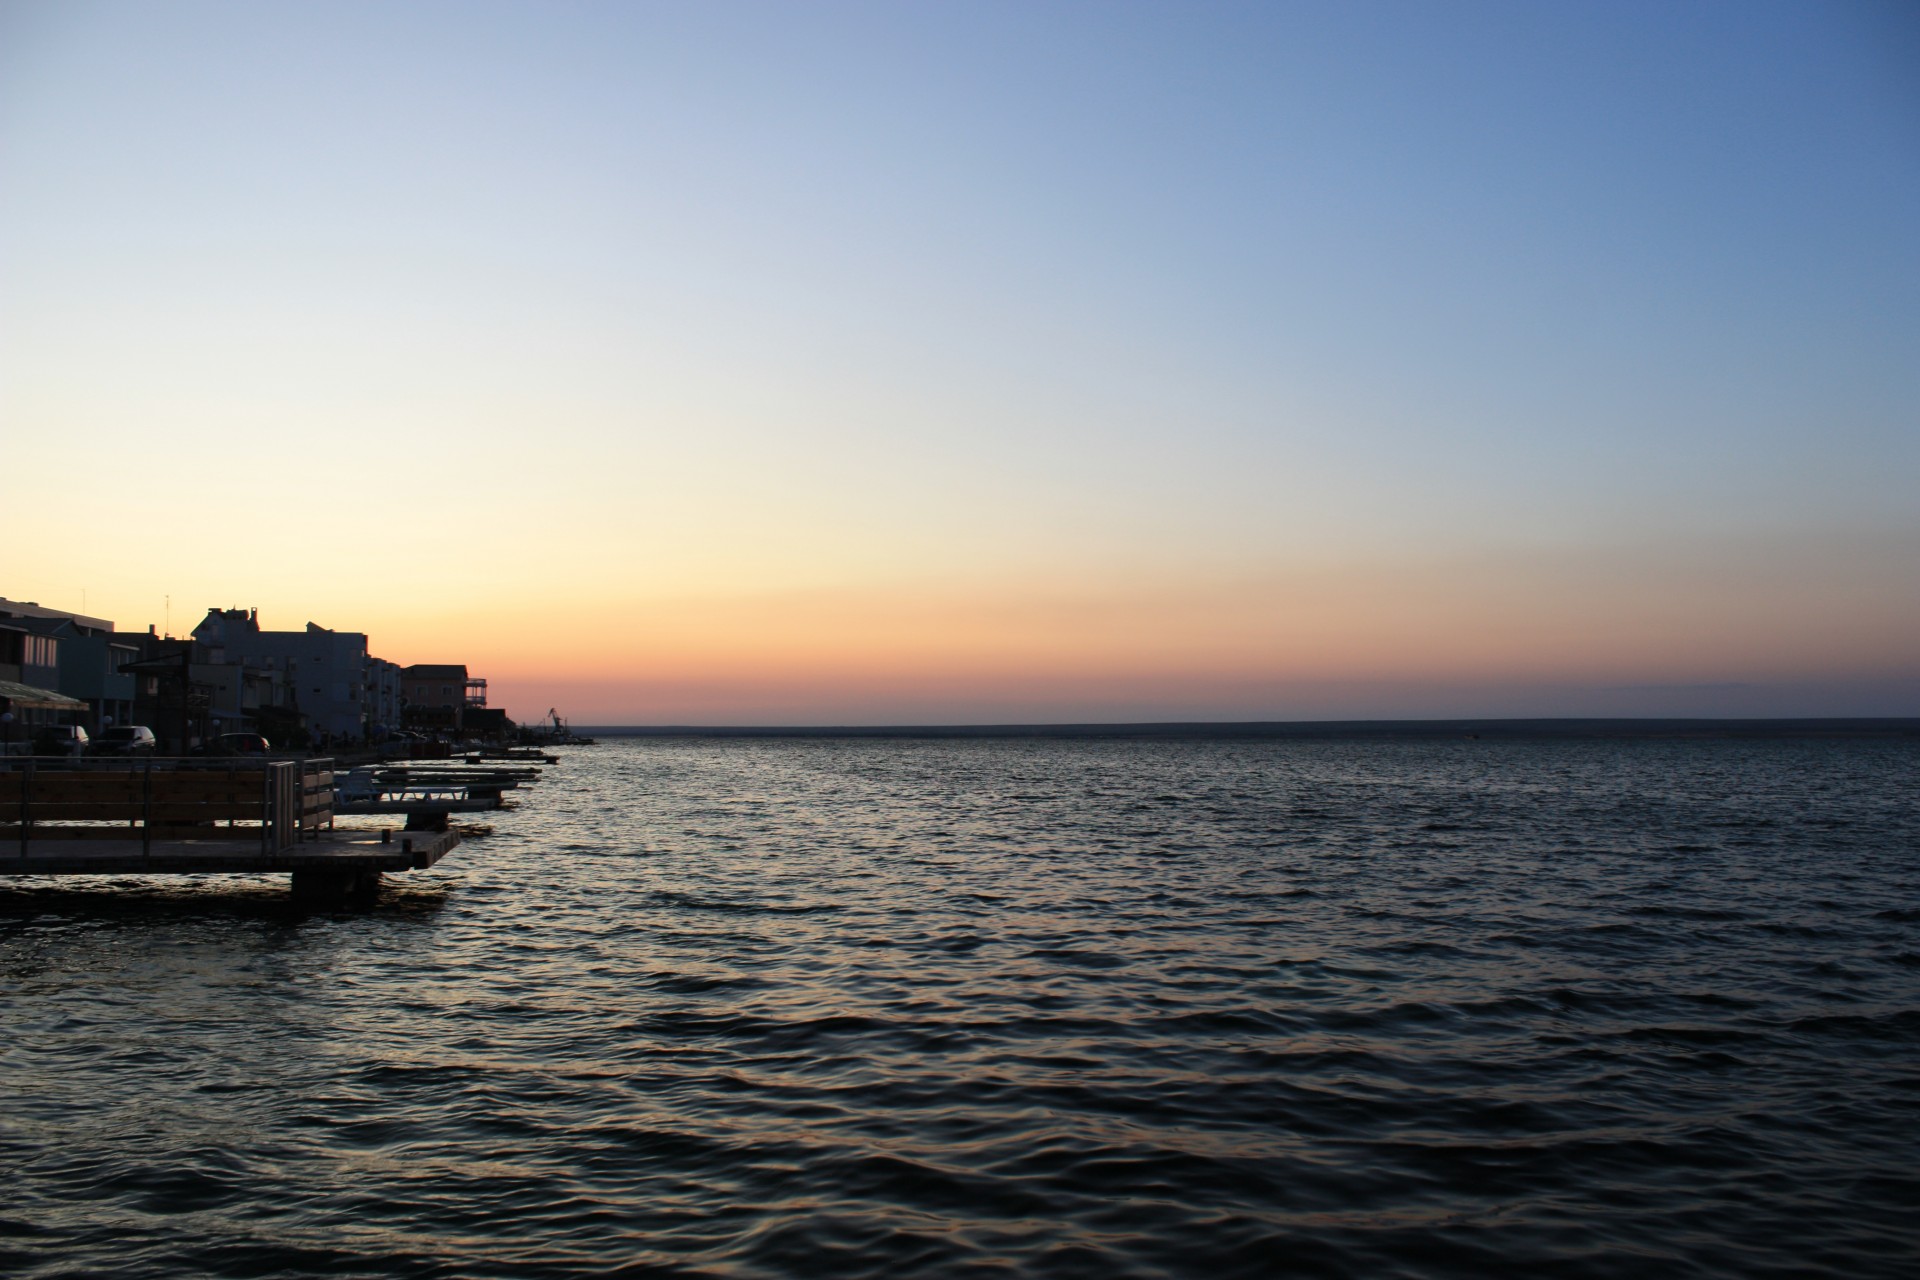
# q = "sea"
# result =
<box><xmin>2</xmin><ymin>733</ymin><xmax>1916</xmax><ymax>1278</ymax></box>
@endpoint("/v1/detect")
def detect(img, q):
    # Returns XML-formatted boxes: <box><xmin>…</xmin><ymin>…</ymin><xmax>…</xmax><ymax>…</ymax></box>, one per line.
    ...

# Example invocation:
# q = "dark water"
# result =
<box><xmin>2</xmin><ymin>737</ymin><xmax>1917</xmax><ymax>1278</ymax></box>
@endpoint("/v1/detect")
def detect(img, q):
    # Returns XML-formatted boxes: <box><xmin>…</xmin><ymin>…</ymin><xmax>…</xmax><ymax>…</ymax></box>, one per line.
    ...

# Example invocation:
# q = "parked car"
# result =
<box><xmin>207</xmin><ymin>732</ymin><xmax>272</xmax><ymax>756</ymax></box>
<box><xmin>33</xmin><ymin>725</ymin><xmax>89</xmax><ymax>757</ymax></box>
<box><xmin>91</xmin><ymin>725</ymin><xmax>157</xmax><ymax>756</ymax></box>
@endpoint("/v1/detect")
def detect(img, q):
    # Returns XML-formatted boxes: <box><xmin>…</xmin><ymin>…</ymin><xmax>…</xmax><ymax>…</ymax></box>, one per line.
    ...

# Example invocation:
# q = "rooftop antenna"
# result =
<box><xmin>165</xmin><ymin>595</ymin><xmax>170</xmax><ymax>638</ymax></box>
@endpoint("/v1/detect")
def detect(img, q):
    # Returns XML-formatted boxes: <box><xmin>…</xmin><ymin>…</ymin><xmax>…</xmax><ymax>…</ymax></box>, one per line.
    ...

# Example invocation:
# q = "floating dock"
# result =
<box><xmin>0</xmin><ymin>757</ymin><xmax>462</xmax><ymax>902</ymax></box>
<box><xmin>333</xmin><ymin>764</ymin><xmax>519</xmax><ymax>826</ymax></box>
<box><xmin>0</xmin><ymin>827</ymin><xmax>459</xmax><ymax>902</ymax></box>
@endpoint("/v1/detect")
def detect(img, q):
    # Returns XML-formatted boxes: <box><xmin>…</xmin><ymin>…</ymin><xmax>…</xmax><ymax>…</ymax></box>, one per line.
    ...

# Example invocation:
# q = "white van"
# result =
<box><xmin>92</xmin><ymin>725</ymin><xmax>157</xmax><ymax>756</ymax></box>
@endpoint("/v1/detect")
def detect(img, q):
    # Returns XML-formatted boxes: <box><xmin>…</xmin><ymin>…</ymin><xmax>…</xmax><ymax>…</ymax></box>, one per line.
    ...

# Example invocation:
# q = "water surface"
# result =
<box><xmin>2</xmin><ymin>736</ymin><xmax>1916</xmax><ymax>1276</ymax></box>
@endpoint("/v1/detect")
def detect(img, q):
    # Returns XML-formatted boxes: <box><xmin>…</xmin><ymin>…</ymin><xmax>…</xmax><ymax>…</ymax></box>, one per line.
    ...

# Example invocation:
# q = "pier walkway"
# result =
<box><xmin>0</xmin><ymin>756</ymin><xmax>462</xmax><ymax>901</ymax></box>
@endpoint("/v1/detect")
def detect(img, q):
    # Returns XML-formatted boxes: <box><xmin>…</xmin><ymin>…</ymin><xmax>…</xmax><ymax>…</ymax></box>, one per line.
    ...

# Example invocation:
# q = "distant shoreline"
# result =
<box><xmin>572</xmin><ymin>718</ymin><xmax>1920</xmax><ymax>740</ymax></box>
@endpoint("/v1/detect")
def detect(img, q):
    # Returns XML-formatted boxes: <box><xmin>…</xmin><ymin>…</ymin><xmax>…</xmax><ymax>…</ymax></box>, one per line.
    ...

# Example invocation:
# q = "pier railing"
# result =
<box><xmin>0</xmin><ymin>757</ymin><xmax>335</xmax><ymax>855</ymax></box>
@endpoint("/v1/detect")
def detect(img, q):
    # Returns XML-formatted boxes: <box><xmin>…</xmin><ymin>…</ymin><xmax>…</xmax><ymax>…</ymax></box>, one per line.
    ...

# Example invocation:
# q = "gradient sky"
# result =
<box><xmin>3</xmin><ymin>0</ymin><xmax>1917</xmax><ymax>722</ymax></box>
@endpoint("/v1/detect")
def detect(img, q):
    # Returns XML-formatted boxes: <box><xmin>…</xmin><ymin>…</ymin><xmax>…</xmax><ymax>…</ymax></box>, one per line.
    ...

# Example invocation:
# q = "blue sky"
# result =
<box><xmin>3</xmin><ymin>1</ymin><xmax>1916</xmax><ymax>719</ymax></box>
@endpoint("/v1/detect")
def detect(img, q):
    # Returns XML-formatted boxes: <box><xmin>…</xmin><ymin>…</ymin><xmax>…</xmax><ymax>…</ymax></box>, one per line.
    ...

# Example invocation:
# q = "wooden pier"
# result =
<box><xmin>0</xmin><ymin>828</ymin><xmax>460</xmax><ymax>902</ymax></box>
<box><xmin>334</xmin><ymin>764</ymin><xmax>529</xmax><ymax>827</ymax></box>
<box><xmin>0</xmin><ymin>757</ymin><xmax>461</xmax><ymax>902</ymax></box>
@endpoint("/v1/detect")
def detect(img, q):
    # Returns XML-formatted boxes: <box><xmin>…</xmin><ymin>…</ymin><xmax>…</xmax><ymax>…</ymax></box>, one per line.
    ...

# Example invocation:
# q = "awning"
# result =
<box><xmin>0</xmin><ymin>680</ymin><xmax>89</xmax><ymax>711</ymax></box>
<box><xmin>120</xmin><ymin>655</ymin><xmax>192</xmax><ymax>675</ymax></box>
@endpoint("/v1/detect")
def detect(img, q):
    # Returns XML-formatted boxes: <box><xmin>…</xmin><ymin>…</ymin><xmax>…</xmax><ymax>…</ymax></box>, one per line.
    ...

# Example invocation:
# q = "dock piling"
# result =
<box><xmin>290</xmin><ymin>867</ymin><xmax>383</xmax><ymax>906</ymax></box>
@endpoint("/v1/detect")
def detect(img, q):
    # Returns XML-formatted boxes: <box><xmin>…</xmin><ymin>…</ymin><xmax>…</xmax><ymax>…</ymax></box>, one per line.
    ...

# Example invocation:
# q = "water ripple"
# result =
<box><xmin>2</xmin><ymin>736</ymin><xmax>1917</xmax><ymax>1277</ymax></box>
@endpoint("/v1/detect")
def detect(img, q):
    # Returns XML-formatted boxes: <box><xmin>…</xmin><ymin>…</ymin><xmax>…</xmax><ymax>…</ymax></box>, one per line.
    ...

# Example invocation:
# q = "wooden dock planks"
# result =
<box><xmin>0</xmin><ymin>827</ymin><xmax>460</xmax><ymax>875</ymax></box>
<box><xmin>0</xmin><ymin>756</ymin><xmax>469</xmax><ymax>897</ymax></box>
<box><xmin>1</xmin><ymin>761</ymin><xmax>332</xmax><ymax>847</ymax></box>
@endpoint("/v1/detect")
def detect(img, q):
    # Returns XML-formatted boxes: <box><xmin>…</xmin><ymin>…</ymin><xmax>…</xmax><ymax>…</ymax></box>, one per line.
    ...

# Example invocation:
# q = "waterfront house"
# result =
<box><xmin>0</xmin><ymin>598</ymin><xmax>138</xmax><ymax>730</ymax></box>
<box><xmin>123</xmin><ymin>637</ymin><xmax>213</xmax><ymax>753</ymax></box>
<box><xmin>0</xmin><ymin>619</ymin><xmax>61</xmax><ymax>690</ymax></box>
<box><xmin>367</xmin><ymin>656</ymin><xmax>403</xmax><ymax>738</ymax></box>
<box><xmin>0</xmin><ymin>617</ymin><xmax>87</xmax><ymax>745</ymax></box>
<box><xmin>194</xmin><ymin>608</ymin><xmax>378</xmax><ymax>742</ymax></box>
<box><xmin>401</xmin><ymin>663</ymin><xmax>488</xmax><ymax>732</ymax></box>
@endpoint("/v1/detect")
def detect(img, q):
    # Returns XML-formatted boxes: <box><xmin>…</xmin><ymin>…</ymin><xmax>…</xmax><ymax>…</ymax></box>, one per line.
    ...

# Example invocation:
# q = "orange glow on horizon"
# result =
<box><xmin>10</xmin><ymin>530</ymin><xmax>1915</xmax><ymax>724</ymax></box>
<box><xmin>360</xmin><ymin>535</ymin><xmax>1920</xmax><ymax>722</ymax></box>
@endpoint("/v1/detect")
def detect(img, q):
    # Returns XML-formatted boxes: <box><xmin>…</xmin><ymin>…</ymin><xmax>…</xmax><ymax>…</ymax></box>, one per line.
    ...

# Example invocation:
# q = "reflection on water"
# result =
<box><xmin>2</xmin><ymin>736</ymin><xmax>1916</xmax><ymax>1277</ymax></box>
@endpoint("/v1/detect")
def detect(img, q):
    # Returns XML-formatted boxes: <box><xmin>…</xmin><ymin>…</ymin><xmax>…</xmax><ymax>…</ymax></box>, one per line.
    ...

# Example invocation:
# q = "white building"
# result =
<box><xmin>193</xmin><ymin>608</ymin><xmax>378</xmax><ymax>742</ymax></box>
<box><xmin>367</xmin><ymin>657</ymin><xmax>403</xmax><ymax>738</ymax></box>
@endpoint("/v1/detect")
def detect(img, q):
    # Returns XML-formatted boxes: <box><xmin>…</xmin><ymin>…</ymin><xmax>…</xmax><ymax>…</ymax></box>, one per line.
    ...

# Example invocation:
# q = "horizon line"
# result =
<box><xmin>565</xmin><ymin>717</ymin><xmax>1920</xmax><ymax>739</ymax></box>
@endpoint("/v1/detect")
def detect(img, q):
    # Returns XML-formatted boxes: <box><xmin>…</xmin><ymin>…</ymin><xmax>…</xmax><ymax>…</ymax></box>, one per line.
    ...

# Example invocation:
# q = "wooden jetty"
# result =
<box><xmin>333</xmin><ymin>796</ymin><xmax>500</xmax><ymax>824</ymax></box>
<box><xmin>0</xmin><ymin>757</ymin><xmax>460</xmax><ymax>902</ymax></box>
<box><xmin>373</xmin><ymin>765</ymin><xmax>542</xmax><ymax>793</ymax></box>
<box><xmin>334</xmin><ymin>765</ymin><xmax>521</xmax><ymax>828</ymax></box>
<box><xmin>468</xmin><ymin>746</ymin><xmax>559</xmax><ymax>764</ymax></box>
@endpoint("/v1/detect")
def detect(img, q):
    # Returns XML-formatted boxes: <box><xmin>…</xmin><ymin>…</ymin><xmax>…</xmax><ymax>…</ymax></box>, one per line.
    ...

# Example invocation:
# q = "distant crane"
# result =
<box><xmin>531</xmin><ymin>708</ymin><xmax>594</xmax><ymax>746</ymax></box>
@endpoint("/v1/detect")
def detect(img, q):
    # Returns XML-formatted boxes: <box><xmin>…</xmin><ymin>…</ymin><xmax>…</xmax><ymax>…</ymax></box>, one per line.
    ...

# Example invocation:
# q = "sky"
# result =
<box><xmin>3</xmin><ymin>0</ymin><xmax>1917</xmax><ymax>723</ymax></box>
